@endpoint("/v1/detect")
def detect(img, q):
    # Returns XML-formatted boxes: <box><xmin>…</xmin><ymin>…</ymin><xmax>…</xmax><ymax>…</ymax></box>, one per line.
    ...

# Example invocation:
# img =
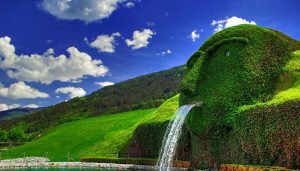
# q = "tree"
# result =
<box><xmin>7</xmin><ymin>127</ymin><xmax>29</xmax><ymax>142</ymax></box>
<box><xmin>0</xmin><ymin>129</ymin><xmax>8</xmax><ymax>142</ymax></box>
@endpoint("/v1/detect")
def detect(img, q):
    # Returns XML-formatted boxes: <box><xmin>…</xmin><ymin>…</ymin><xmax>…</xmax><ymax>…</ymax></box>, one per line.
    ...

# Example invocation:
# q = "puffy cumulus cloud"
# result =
<box><xmin>95</xmin><ymin>81</ymin><xmax>114</xmax><ymax>87</ymax></box>
<box><xmin>0</xmin><ymin>81</ymin><xmax>49</xmax><ymax>99</ymax></box>
<box><xmin>0</xmin><ymin>103</ymin><xmax>20</xmax><ymax>112</ymax></box>
<box><xmin>125</xmin><ymin>29</ymin><xmax>155</xmax><ymax>49</ymax></box>
<box><xmin>212</xmin><ymin>16</ymin><xmax>256</xmax><ymax>33</ymax></box>
<box><xmin>0</xmin><ymin>36</ymin><xmax>109</xmax><ymax>84</ymax></box>
<box><xmin>25</xmin><ymin>104</ymin><xmax>39</xmax><ymax>108</ymax></box>
<box><xmin>40</xmin><ymin>0</ymin><xmax>131</xmax><ymax>23</ymax></box>
<box><xmin>156</xmin><ymin>49</ymin><xmax>171</xmax><ymax>56</ymax></box>
<box><xmin>190</xmin><ymin>30</ymin><xmax>200</xmax><ymax>42</ymax></box>
<box><xmin>55</xmin><ymin>86</ymin><xmax>86</xmax><ymax>99</ymax></box>
<box><xmin>88</xmin><ymin>32</ymin><xmax>121</xmax><ymax>53</ymax></box>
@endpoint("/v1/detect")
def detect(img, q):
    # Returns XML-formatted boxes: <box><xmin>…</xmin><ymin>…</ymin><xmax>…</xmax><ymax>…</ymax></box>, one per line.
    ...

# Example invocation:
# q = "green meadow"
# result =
<box><xmin>3</xmin><ymin>109</ymin><xmax>156</xmax><ymax>161</ymax></box>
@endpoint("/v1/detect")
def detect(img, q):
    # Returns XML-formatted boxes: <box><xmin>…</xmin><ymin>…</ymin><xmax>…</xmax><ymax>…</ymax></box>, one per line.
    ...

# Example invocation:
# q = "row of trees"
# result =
<box><xmin>0</xmin><ymin>127</ymin><xmax>29</xmax><ymax>142</ymax></box>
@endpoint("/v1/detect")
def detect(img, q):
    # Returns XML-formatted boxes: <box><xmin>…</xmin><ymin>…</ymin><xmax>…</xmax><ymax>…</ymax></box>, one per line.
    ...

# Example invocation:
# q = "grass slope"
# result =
<box><xmin>3</xmin><ymin>109</ymin><xmax>155</xmax><ymax>161</ymax></box>
<box><xmin>0</xmin><ymin>65</ymin><xmax>186</xmax><ymax>136</ymax></box>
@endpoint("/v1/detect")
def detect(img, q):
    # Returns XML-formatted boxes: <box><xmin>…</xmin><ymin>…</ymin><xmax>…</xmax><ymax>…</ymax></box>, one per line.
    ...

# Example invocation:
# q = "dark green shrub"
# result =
<box><xmin>0</xmin><ymin>129</ymin><xmax>8</xmax><ymax>141</ymax></box>
<box><xmin>7</xmin><ymin>127</ymin><xmax>29</xmax><ymax>142</ymax></box>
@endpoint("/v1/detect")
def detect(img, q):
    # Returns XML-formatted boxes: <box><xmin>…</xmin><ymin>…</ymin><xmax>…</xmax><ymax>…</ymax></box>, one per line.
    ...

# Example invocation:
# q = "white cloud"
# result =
<box><xmin>125</xmin><ymin>2</ymin><xmax>135</xmax><ymax>8</ymax></box>
<box><xmin>95</xmin><ymin>81</ymin><xmax>114</xmax><ymax>87</ymax></box>
<box><xmin>40</xmin><ymin>0</ymin><xmax>131</xmax><ymax>23</ymax></box>
<box><xmin>25</xmin><ymin>104</ymin><xmax>39</xmax><ymax>108</ymax></box>
<box><xmin>0</xmin><ymin>36</ymin><xmax>109</xmax><ymax>84</ymax></box>
<box><xmin>0</xmin><ymin>81</ymin><xmax>49</xmax><ymax>99</ymax></box>
<box><xmin>125</xmin><ymin>29</ymin><xmax>155</xmax><ymax>49</ymax></box>
<box><xmin>0</xmin><ymin>103</ymin><xmax>20</xmax><ymax>112</ymax></box>
<box><xmin>190</xmin><ymin>30</ymin><xmax>200</xmax><ymax>42</ymax></box>
<box><xmin>156</xmin><ymin>49</ymin><xmax>171</xmax><ymax>56</ymax></box>
<box><xmin>212</xmin><ymin>16</ymin><xmax>256</xmax><ymax>33</ymax></box>
<box><xmin>88</xmin><ymin>32</ymin><xmax>121</xmax><ymax>53</ymax></box>
<box><xmin>55</xmin><ymin>86</ymin><xmax>86</xmax><ymax>99</ymax></box>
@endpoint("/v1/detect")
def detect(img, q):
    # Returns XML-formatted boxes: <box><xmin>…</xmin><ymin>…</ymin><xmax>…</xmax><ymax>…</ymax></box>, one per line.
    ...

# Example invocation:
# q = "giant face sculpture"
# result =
<box><xmin>180</xmin><ymin>25</ymin><xmax>299</xmax><ymax>135</ymax></box>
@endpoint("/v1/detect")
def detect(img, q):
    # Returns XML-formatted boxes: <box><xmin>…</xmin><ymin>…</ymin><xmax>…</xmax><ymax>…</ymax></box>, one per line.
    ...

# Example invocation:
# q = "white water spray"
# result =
<box><xmin>157</xmin><ymin>104</ymin><xmax>195</xmax><ymax>171</ymax></box>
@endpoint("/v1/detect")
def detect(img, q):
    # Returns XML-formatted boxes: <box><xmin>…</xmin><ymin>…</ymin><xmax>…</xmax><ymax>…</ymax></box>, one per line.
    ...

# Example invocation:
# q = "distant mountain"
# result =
<box><xmin>0</xmin><ymin>65</ymin><xmax>186</xmax><ymax>134</ymax></box>
<box><xmin>0</xmin><ymin>107</ymin><xmax>45</xmax><ymax>121</ymax></box>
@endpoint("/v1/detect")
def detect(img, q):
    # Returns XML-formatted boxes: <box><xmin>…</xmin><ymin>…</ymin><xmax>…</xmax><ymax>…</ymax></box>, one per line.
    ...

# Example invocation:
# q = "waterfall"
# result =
<box><xmin>157</xmin><ymin>104</ymin><xmax>195</xmax><ymax>171</ymax></box>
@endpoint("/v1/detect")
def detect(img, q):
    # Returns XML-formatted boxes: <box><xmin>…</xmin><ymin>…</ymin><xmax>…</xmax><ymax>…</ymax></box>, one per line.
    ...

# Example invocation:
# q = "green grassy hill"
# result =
<box><xmin>3</xmin><ymin>94</ymin><xmax>180</xmax><ymax>162</ymax></box>
<box><xmin>0</xmin><ymin>65</ymin><xmax>185</xmax><ymax>137</ymax></box>
<box><xmin>3</xmin><ymin>109</ymin><xmax>156</xmax><ymax>161</ymax></box>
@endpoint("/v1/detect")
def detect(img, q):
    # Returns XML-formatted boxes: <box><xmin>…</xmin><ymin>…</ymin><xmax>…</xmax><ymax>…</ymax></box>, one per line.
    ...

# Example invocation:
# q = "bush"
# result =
<box><xmin>7</xmin><ymin>127</ymin><xmax>29</xmax><ymax>142</ymax></box>
<box><xmin>0</xmin><ymin>129</ymin><xmax>8</xmax><ymax>141</ymax></box>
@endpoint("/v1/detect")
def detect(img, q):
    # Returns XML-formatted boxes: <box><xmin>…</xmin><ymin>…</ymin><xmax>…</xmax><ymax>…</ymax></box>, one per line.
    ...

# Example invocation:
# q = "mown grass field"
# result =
<box><xmin>2</xmin><ymin>109</ymin><xmax>156</xmax><ymax>161</ymax></box>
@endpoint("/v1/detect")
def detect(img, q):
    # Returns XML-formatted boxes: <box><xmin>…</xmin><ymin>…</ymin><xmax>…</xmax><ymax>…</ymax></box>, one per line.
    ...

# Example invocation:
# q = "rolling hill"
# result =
<box><xmin>0</xmin><ymin>65</ymin><xmax>186</xmax><ymax>136</ymax></box>
<box><xmin>2</xmin><ymin>95</ymin><xmax>179</xmax><ymax>161</ymax></box>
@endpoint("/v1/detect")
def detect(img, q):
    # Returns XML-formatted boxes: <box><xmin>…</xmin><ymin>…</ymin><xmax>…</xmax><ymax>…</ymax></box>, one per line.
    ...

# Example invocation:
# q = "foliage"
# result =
<box><xmin>180</xmin><ymin>24</ymin><xmax>299</xmax><ymax>135</ymax></box>
<box><xmin>0</xmin><ymin>129</ymin><xmax>8</xmax><ymax>141</ymax></box>
<box><xmin>0</xmin><ymin>66</ymin><xmax>186</xmax><ymax>136</ymax></box>
<box><xmin>177</xmin><ymin>24</ymin><xmax>300</xmax><ymax>169</ymax></box>
<box><xmin>220</xmin><ymin>164</ymin><xmax>291</xmax><ymax>171</ymax></box>
<box><xmin>231</xmin><ymin>101</ymin><xmax>300</xmax><ymax>168</ymax></box>
<box><xmin>125</xmin><ymin>94</ymin><xmax>179</xmax><ymax>158</ymax></box>
<box><xmin>7</xmin><ymin>127</ymin><xmax>29</xmax><ymax>142</ymax></box>
<box><xmin>3</xmin><ymin>109</ymin><xmax>155</xmax><ymax>161</ymax></box>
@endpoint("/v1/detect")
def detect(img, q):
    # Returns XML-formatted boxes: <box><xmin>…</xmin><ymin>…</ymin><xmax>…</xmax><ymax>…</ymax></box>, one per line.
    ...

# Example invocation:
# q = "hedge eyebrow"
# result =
<box><xmin>186</xmin><ymin>50</ymin><xmax>205</xmax><ymax>68</ymax></box>
<box><xmin>205</xmin><ymin>37</ymin><xmax>249</xmax><ymax>55</ymax></box>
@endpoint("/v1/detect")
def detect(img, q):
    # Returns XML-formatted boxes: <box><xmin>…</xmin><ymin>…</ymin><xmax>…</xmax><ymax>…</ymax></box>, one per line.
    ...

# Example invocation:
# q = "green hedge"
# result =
<box><xmin>231</xmin><ymin>100</ymin><xmax>300</xmax><ymax>169</ymax></box>
<box><xmin>206</xmin><ymin>37</ymin><xmax>249</xmax><ymax>55</ymax></box>
<box><xmin>187</xmin><ymin>100</ymin><xmax>300</xmax><ymax>169</ymax></box>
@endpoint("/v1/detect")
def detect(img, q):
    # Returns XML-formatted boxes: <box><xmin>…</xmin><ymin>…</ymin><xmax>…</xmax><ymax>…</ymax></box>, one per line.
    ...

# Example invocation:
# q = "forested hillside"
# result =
<box><xmin>0</xmin><ymin>65</ymin><xmax>186</xmax><ymax>135</ymax></box>
<box><xmin>0</xmin><ymin>107</ymin><xmax>45</xmax><ymax>121</ymax></box>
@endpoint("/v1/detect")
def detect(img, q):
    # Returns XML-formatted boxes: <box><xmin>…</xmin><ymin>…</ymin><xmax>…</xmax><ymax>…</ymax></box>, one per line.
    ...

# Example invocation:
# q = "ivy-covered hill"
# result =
<box><xmin>130</xmin><ymin>25</ymin><xmax>300</xmax><ymax>169</ymax></box>
<box><xmin>0</xmin><ymin>65</ymin><xmax>186</xmax><ymax>135</ymax></box>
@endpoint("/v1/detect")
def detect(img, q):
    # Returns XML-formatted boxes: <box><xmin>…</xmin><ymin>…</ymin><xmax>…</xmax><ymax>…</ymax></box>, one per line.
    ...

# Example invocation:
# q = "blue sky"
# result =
<box><xmin>0</xmin><ymin>0</ymin><xmax>299</xmax><ymax>110</ymax></box>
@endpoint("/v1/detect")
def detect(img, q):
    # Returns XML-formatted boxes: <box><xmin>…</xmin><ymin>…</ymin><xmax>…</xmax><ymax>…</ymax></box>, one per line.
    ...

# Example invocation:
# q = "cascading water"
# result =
<box><xmin>157</xmin><ymin>104</ymin><xmax>196</xmax><ymax>171</ymax></box>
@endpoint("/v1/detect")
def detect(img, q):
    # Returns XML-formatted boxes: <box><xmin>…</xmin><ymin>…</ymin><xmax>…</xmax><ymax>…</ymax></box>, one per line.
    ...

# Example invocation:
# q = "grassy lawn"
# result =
<box><xmin>2</xmin><ymin>109</ymin><xmax>156</xmax><ymax>161</ymax></box>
